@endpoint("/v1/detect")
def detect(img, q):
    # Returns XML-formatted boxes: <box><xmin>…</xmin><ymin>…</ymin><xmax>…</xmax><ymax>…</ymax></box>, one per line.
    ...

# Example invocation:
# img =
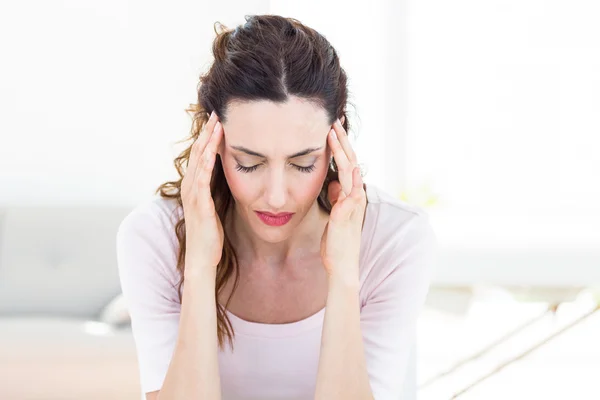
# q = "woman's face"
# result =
<box><xmin>218</xmin><ymin>96</ymin><xmax>333</xmax><ymax>243</ymax></box>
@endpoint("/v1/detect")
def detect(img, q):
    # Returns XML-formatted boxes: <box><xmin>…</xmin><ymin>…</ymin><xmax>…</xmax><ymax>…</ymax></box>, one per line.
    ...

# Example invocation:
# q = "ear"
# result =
<box><xmin>327</xmin><ymin>180</ymin><xmax>343</xmax><ymax>207</ymax></box>
<box><xmin>340</xmin><ymin>116</ymin><xmax>345</xmax><ymax>126</ymax></box>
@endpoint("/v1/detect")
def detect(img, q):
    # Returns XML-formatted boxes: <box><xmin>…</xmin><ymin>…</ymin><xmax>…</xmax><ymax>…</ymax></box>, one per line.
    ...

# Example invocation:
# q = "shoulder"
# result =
<box><xmin>117</xmin><ymin>195</ymin><xmax>182</xmax><ymax>244</ymax></box>
<box><xmin>364</xmin><ymin>183</ymin><xmax>436</xmax><ymax>251</ymax></box>
<box><xmin>116</xmin><ymin>195</ymin><xmax>183</xmax><ymax>283</ymax></box>
<box><xmin>360</xmin><ymin>184</ymin><xmax>437</xmax><ymax>297</ymax></box>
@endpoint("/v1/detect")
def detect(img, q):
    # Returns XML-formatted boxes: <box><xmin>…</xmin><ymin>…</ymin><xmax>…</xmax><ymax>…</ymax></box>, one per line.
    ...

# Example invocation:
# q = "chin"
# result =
<box><xmin>256</xmin><ymin>230</ymin><xmax>291</xmax><ymax>244</ymax></box>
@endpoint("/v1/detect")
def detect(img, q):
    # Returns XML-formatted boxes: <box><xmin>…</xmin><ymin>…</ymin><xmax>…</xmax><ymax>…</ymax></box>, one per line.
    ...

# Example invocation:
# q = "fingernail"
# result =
<box><xmin>330</xmin><ymin>129</ymin><xmax>337</xmax><ymax>140</ymax></box>
<box><xmin>213</xmin><ymin>121</ymin><xmax>221</xmax><ymax>133</ymax></box>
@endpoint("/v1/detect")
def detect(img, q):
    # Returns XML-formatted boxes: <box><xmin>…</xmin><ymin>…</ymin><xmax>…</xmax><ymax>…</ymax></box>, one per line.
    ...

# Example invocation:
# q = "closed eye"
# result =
<box><xmin>235</xmin><ymin>163</ymin><xmax>259</xmax><ymax>173</ymax></box>
<box><xmin>294</xmin><ymin>164</ymin><xmax>316</xmax><ymax>173</ymax></box>
<box><xmin>235</xmin><ymin>163</ymin><xmax>316</xmax><ymax>174</ymax></box>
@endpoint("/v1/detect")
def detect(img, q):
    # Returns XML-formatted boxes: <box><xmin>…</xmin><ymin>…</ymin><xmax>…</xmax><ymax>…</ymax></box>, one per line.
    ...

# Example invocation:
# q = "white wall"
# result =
<box><xmin>0</xmin><ymin>0</ymin><xmax>271</xmax><ymax>206</ymax></box>
<box><xmin>406</xmin><ymin>0</ymin><xmax>600</xmax><ymax>218</ymax></box>
<box><xmin>0</xmin><ymin>0</ymin><xmax>404</xmax><ymax>206</ymax></box>
<box><xmin>404</xmin><ymin>0</ymin><xmax>600</xmax><ymax>287</ymax></box>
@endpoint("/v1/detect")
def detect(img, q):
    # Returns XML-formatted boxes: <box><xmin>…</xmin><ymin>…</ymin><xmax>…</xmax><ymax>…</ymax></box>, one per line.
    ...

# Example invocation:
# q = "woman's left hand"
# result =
<box><xmin>320</xmin><ymin>119</ymin><xmax>367</xmax><ymax>282</ymax></box>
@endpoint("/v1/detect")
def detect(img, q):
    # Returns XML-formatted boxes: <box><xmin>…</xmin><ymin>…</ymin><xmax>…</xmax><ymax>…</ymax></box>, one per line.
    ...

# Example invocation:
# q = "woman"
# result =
<box><xmin>117</xmin><ymin>14</ymin><xmax>437</xmax><ymax>400</ymax></box>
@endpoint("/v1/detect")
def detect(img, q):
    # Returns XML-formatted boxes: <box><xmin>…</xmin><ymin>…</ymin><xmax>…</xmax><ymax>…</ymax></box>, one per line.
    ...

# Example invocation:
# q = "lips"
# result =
<box><xmin>255</xmin><ymin>211</ymin><xmax>294</xmax><ymax>226</ymax></box>
<box><xmin>257</xmin><ymin>211</ymin><xmax>293</xmax><ymax>217</ymax></box>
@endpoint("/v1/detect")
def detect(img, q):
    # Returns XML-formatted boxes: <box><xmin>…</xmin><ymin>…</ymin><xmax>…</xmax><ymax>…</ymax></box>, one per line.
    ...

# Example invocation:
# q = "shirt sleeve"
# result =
<box><xmin>360</xmin><ymin>212</ymin><xmax>438</xmax><ymax>400</ymax></box>
<box><xmin>116</xmin><ymin>202</ymin><xmax>182</xmax><ymax>394</ymax></box>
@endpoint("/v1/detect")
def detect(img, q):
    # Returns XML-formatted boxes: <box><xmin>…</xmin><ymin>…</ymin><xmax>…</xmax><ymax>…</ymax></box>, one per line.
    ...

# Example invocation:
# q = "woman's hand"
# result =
<box><xmin>181</xmin><ymin>111</ymin><xmax>225</xmax><ymax>273</ymax></box>
<box><xmin>320</xmin><ymin>119</ymin><xmax>367</xmax><ymax>282</ymax></box>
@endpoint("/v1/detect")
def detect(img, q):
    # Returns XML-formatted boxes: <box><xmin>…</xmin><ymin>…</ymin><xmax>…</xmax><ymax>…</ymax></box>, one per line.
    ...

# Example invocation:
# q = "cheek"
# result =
<box><xmin>220</xmin><ymin>156</ymin><xmax>254</xmax><ymax>199</ymax></box>
<box><xmin>295</xmin><ymin>163</ymin><xmax>329</xmax><ymax>201</ymax></box>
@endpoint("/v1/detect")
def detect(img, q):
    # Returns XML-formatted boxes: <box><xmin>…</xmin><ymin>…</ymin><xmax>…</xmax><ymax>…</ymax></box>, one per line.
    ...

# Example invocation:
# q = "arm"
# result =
<box><xmin>157</xmin><ymin>267</ymin><xmax>221</xmax><ymax>400</ymax></box>
<box><xmin>360</xmin><ymin>213</ymin><xmax>436</xmax><ymax>399</ymax></box>
<box><xmin>314</xmin><ymin>274</ymin><xmax>374</xmax><ymax>400</ymax></box>
<box><xmin>116</xmin><ymin>203</ymin><xmax>222</xmax><ymax>400</ymax></box>
<box><xmin>315</xmin><ymin>213</ymin><xmax>437</xmax><ymax>400</ymax></box>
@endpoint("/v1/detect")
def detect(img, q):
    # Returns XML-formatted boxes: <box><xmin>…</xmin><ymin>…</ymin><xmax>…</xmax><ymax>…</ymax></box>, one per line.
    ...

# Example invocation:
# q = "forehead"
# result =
<box><xmin>222</xmin><ymin>97</ymin><xmax>330</xmax><ymax>151</ymax></box>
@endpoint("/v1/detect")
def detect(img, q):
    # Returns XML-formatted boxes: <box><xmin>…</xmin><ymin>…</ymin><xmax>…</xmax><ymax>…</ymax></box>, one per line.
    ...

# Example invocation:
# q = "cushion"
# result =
<box><xmin>99</xmin><ymin>293</ymin><xmax>131</xmax><ymax>327</ymax></box>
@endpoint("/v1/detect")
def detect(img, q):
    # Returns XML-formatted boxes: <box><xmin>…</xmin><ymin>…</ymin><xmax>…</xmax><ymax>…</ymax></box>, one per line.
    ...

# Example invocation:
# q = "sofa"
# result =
<box><xmin>0</xmin><ymin>205</ymin><xmax>140</xmax><ymax>400</ymax></box>
<box><xmin>0</xmin><ymin>205</ymin><xmax>417</xmax><ymax>400</ymax></box>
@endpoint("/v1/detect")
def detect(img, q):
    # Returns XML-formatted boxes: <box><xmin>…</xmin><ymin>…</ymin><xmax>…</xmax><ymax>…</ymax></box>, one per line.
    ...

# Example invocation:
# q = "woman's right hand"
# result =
<box><xmin>180</xmin><ymin>111</ymin><xmax>225</xmax><ymax>273</ymax></box>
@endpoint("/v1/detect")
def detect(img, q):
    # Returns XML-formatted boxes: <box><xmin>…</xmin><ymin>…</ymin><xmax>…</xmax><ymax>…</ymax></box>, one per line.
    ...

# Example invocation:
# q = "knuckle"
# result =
<box><xmin>198</xmin><ymin>152</ymin><xmax>207</xmax><ymax>165</ymax></box>
<box><xmin>202</xmin><ymin>153</ymin><xmax>212</xmax><ymax>168</ymax></box>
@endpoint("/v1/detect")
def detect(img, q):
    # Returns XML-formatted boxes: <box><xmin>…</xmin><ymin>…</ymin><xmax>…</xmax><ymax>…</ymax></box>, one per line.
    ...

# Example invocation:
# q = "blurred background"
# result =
<box><xmin>0</xmin><ymin>1</ymin><xmax>599</xmax><ymax>399</ymax></box>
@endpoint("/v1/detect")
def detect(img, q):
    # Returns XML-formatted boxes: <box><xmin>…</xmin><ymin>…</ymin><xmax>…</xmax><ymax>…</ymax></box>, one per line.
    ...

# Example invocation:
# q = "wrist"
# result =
<box><xmin>184</xmin><ymin>262</ymin><xmax>218</xmax><ymax>281</ymax></box>
<box><xmin>326</xmin><ymin>269</ymin><xmax>360</xmax><ymax>289</ymax></box>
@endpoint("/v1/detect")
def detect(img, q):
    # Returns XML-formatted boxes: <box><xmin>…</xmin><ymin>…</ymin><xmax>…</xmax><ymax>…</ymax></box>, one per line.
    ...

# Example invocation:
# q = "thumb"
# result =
<box><xmin>320</xmin><ymin>221</ymin><xmax>329</xmax><ymax>260</ymax></box>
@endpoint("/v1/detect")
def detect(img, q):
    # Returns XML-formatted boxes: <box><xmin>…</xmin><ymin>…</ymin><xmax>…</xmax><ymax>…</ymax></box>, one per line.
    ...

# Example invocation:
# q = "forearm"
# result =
<box><xmin>314</xmin><ymin>273</ymin><xmax>373</xmax><ymax>400</ymax></box>
<box><xmin>158</xmin><ymin>264</ymin><xmax>221</xmax><ymax>400</ymax></box>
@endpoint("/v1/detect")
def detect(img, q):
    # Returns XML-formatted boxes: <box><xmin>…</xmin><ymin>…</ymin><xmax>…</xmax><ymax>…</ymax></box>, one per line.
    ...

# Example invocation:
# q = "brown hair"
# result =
<box><xmin>156</xmin><ymin>14</ymin><xmax>353</xmax><ymax>351</ymax></box>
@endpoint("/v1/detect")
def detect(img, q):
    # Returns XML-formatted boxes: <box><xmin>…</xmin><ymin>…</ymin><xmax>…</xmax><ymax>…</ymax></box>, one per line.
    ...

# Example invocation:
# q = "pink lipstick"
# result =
<box><xmin>255</xmin><ymin>211</ymin><xmax>294</xmax><ymax>226</ymax></box>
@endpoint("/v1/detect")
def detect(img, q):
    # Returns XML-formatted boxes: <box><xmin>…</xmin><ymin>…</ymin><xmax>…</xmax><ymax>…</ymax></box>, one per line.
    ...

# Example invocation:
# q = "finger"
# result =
<box><xmin>204</xmin><ymin>119</ymin><xmax>224</xmax><ymax>161</ymax></box>
<box><xmin>194</xmin><ymin>111</ymin><xmax>219</xmax><ymax>153</ymax></box>
<box><xmin>204</xmin><ymin>110</ymin><xmax>220</xmax><ymax>137</ymax></box>
<box><xmin>333</xmin><ymin>167</ymin><xmax>365</xmax><ymax>220</ymax></box>
<box><xmin>320</xmin><ymin>222</ymin><xmax>328</xmax><ymax>254</ymax></box>
<box><xmin>195</xmin><ymin>121</ymin><xmax>223</xmax><ymax>190</ymax></box>
<box><xmin>332</xmin><ymin>119</ymin><xmax>358</xmax><ymax>166</ymax></box>
<box><xmin>190</xmin><ymin>115</ymin><xmax>221</xmax><ymax>184</ymax></box>
<box><xmin>349</xmin><ymin>166</ymin><xmax>366</xmax><ymax>209</ymax></box>
<box><xmin>328</xmin><ymin>128</ymin><xmax>353</xmax><ymax>196</ymax></box>
<box><xmin>186</xmin><ymin>111</ymin><xmax>218</xmax><ymax>185</ymax></box>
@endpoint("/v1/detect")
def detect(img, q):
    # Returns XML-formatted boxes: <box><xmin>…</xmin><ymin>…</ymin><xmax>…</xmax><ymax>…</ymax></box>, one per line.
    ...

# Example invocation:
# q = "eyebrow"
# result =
<box><xmin>230</xmin><ymin>145</ymin><xmax>323</xmax><ymax>159</ymax></box>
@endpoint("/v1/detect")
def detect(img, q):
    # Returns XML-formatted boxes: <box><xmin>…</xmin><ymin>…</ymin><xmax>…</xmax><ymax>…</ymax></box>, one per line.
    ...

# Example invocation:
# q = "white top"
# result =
<box><xmin>116</xmin><ymin>184</ymin><xmax>438</xmax><ymax>399</ymax></box>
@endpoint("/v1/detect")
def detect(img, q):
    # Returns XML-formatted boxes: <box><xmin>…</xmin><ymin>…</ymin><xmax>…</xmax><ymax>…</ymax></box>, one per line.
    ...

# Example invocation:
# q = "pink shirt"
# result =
<box><xmin>117</xmin><ymin>184</ymin><xmax>437</xmax><ymax>400</ymax></box>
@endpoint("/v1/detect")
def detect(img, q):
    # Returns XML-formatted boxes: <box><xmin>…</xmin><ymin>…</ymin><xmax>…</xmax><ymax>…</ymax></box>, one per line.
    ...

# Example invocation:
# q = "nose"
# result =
<box><xmin>264</xmin><ymin>168</ymin><xmax>287</xmax><ymax>210</ymax></box>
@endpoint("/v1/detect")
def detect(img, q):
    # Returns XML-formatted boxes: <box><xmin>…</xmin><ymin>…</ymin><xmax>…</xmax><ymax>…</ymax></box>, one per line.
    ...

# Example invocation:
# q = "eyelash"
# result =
<box><xmin>235</xmin><ymin>163</ymin><xmax>316</xmax><ymax>174</ymax></box>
